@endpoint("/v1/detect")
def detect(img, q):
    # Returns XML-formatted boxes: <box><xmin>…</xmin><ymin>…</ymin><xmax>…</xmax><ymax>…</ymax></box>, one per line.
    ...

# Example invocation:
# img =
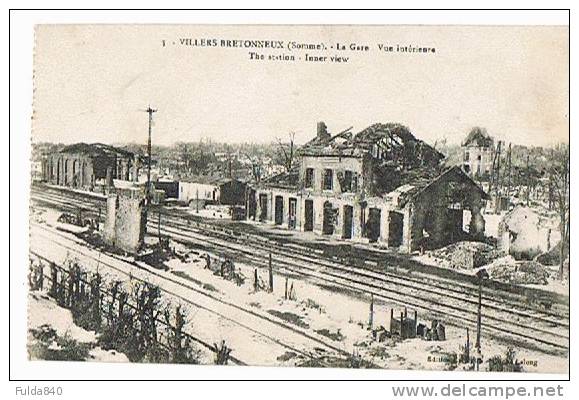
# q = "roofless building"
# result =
<box><xmin>42</xmin><ymin>143</ymin><xmax>140</xmax><ymax>190</ymax></box>
<box><xmin>253</xmin><ymin>122</ymin><xmax>489</xmax><ymax>252</ymax></box>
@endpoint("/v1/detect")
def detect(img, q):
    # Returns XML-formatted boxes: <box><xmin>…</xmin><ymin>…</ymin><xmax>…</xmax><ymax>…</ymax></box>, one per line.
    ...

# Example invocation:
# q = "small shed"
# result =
<box><xmin>153</xmin><ymin>180</ymin><xmax>179</xmax><ymax>199</ymax></box>
<box><xmin>178</xmin><ymin>176</ymin><xmax>220</xmax><ymax>205</ymax></box>
<box><xmin>218</xmin><ymin>178</ymin><xmax>248</xmax><ymax>206</ymax></box>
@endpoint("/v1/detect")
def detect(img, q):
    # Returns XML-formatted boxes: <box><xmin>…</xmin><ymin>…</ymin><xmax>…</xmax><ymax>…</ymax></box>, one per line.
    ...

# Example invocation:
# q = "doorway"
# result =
<box><xmin>322</xmin><ymin>201</ymin><xmax>334</xmax><ymax>235</ymax></box>
<box><xmin>259</xmin><ymin>194</ymin><xmax>268</xmax><ymax>222</ymax></box>
<box><xmin>288</xmin><ymin>198</ymin><xmax>297</xmax><ymax>229</ymax></box>
<box><xmin>367</xmin><ymin>207</ymin><xmax>381</xmax><ymax>243</ymax></box>
<box><xmin>342</xmin><ymin>205</ymin><xmax>353</xmax><ymax>239</ymax></box>
<box><xmin>274</xmin><ymin>195</ymin><xmax>284</xmax><ymax>225</ymax></box>
<box><xmin>248</xmin><ymin>191</ymin><xmax>257</xmax><ymax>220</ymax></box>
<box><xmin>304</xmin><ymin>199</ymin><xmax>314</xmax><ymax>231</ymax></box>
<box><xmin>388</xmin><ymin>211</ymin><xmax>404</xmax><ymax>247</ymax></box>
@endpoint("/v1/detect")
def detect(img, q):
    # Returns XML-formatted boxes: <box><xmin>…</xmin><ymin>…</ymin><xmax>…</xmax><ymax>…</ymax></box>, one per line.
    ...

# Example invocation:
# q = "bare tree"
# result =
<box><xmin>244</xmin><ymin>153</ymin><xmax>262</xmax><ymax>183</ymax></box>
<box><xmin>433</xmin><ymin>136</ymin><xmax>447</xmax><ymax>151</ymax></box>
<box><xmin>548</xmin><ymin>144</ymin><xmax>569</xmax><ymax>280</ymax></box>
<box><xmin>176</xmin><ymin>142</ymin><xmax>192</xmax><ymax>173</ymax></box>
<box><xmin>276</xmin><ymin>131</ymin><xmax>296</xmax><ymax>173</ymax></box>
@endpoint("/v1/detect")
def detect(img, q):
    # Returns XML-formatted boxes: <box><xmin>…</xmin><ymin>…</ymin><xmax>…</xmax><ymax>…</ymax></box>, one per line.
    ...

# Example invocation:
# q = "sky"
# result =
<box><xmin>32</xmin><ymin>24</ymin><xmax>569</xmax><ymax>147</ymax></box>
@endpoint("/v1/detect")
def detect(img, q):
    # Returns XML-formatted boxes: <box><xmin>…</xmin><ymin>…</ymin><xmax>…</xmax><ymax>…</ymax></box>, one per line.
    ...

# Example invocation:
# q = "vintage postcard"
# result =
<box><xmin>28</xmin><ymin>23</ymin><xmax>569</xmax><ymax>374</ymax></box>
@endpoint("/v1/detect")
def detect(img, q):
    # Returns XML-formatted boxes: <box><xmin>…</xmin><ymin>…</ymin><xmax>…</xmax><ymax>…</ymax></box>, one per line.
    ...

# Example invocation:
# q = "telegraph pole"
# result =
<box><xmin>475</xmin><ymin>269</ymin><xmax>488</xmax><ymax>371</ymax></box>
<box><xmin>495</xmin><ymin>141</ymin><xmax>502</xmax><ymax>197</ymax></box>
<box><xmin>493</xmin><ymin>141</ymin><xmax>502</xmax><ymax>213</ymax></box>
<box><xmin>526</xmin><ymin>153</ymin><xmax>531</xmax><ymax>206</ymax></box>
<box><xmin>507</xmin><ymin>143</ymin><xmax>512</xmax><ymax>200</ymax></box>
<box><xmin>158</xmin><ymin>209</ymin><xmax>162</xmax><ymax>243</ymax></box>
<box><xmin>195</xmin><ymin>188</ymin><xmax>199</xmax><ymax>213</ymax></box>
<box><xmin>476</xmin><ymin>278</ymin><xmax>482</xmax><ymax>350</ymax></box>
<box><xmin>145</xmin><ymin>106</ymin><xmax>157</xmax><ymax>204</ymax></box>
<box><xmin>368</xmin><ymin>293</ymin><xmax>374</xmax><ymax>329</ymax></box>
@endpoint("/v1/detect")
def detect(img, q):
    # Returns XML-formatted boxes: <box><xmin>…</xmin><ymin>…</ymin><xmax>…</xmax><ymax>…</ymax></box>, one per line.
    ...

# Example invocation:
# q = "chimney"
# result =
<box><xmin>317</xmin><ymin>121</ymin><xmax>330</xmax><ymax>141</ymax></box>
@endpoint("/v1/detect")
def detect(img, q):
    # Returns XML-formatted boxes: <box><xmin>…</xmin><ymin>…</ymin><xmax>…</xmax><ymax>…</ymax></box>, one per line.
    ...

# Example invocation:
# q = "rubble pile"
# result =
<box><xmin>487</xmin><ymin>258</ymin><xmax>550</xmax><ymax>285</ymax></box>
<box><xmin>535</xmin><ymin>245</ymin><xmax>559</xmax><ymax>266</ymax></box>
<box><xmin>427</xmin><ymin>241</ymin><xmax>502</xmax><ymax>270</ymax></box>
<box><xmin>416</xmin><ymin>320</ymin><xmax>446</xmax><ymax>341</ymax></box>
<box><xmin>209</xmin><ymin>257</ymin><xmax>246</xmax><ymax>286</ymax></box>
<box><xmin>535</xmin><ymin>240</ymin><xmax>569</xmax><ymax>266</ymax></box>
<box><xmin>171</xmin><ymin>241</ymin><xmax>198</xmax><ymax>263</ymax></box>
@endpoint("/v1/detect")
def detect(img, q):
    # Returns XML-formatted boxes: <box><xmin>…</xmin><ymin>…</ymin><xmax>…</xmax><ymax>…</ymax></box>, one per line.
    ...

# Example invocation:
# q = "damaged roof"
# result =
<box><xmin>463</xmin><ymin>127</ymin><xmax>494</xmax><ymax>147</ymax></box>
<box><xmin>59</xmin><ymin>143</ymin><xmax>135</xmax><ymax>158</ymax></box>
<box><xmin>299</xmin><ymin>122</ymin><xmax>444</xmax><ymax>165</ymax></box>
<box><xmin>386</xmin><ymin>166</ymin><xmax>490</xmax><ymax>208</ymax></box>
<box><xmin>260</xmin><ymin>169</ymin><xmax>300</xmax><ymax>189</ymax></box>
<box><xmin>352</xmin><ymin>123</ymin><xmax>417</xmax><ymax>147</ymax></box>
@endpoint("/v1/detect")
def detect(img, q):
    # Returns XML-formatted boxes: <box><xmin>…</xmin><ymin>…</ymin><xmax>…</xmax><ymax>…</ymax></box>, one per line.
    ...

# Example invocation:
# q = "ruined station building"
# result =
<box><xmin>253</xmin><ymin>122</ymin><xmax>489</xmax><ymax>253</ymax></box>
<box><xmin>42</xmin><ymin>143</ymin><xmax>140</xmax><ymax>190</ymax></box>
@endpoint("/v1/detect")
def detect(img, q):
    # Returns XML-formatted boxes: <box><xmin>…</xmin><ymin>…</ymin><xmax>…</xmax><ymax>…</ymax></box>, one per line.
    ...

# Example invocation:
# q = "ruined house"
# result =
<box><xmin>42</xmin><ymin>143</ymin><xmax>140</xmax><ymax>190</ymax></box>
<box><xmin>461</xmin><ymin>127</ymin><xmax>494</xmax><ymax>178</ymax></box>
<box><xmin>253</xmin><ymin>122</ymin><xmax>489</xmax><ymax>253</ymax></box>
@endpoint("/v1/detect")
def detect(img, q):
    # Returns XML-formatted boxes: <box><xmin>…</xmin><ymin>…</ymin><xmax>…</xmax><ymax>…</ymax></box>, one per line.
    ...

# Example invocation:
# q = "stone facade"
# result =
<box><xmin>42</xmin><ymin>143</ymin><xmax>139</xmax><ymax>190</ymax></box>
<box><xmin>253</xmin><ymin>122</ymin><xmax>489</xmax><ymax>253</ymax></box>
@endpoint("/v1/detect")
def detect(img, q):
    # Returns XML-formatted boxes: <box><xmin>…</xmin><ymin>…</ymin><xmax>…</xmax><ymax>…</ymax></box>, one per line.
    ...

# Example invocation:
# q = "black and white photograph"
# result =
<box><xmin>8</xmin><ymin>8</ymin><xmax>574</xmax><ymax>393</ymax></box>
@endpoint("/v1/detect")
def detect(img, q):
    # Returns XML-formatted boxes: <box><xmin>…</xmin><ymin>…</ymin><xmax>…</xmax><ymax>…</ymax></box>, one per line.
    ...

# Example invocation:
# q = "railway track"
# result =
<box><xmin>31</xmin><ymin>186</ymin><xmax>570</xmax><ymax>312</ymax></box>
<box><xmin>30</xmin><ymin>223</ymin><xmax>358</xmax><ymax>367</ymax></box>
<box><xmin>32</xmin><ymin>186</ymin><xmax>570</xmax><ymax>305</ymax></box>
<box><xmin>160</xmin><ymin>215</ymin><xmax>569</xmax><ymax>324</ymax></box>
<box><xmin>151</xmin><ymin>219</ymin><xmax>569</xmax><ymax>352</ymax></box>
<box><xmin>30</xmin><ymin>185</ymin><xmax>570</xmax><ymax>354</ymax></box>
<box><xmin>30</xmin><ymin>186</ymin><xmax>570</xmax><ymax>317</ymax></box>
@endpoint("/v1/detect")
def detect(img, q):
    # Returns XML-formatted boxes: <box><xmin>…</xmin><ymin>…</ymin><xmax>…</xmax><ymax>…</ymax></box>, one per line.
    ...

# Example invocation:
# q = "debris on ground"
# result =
<box><xmin>295</xmin><ymin>351</ymin><xmax>376</xmax><ymax>368</ymax></box>
<box><xmin>315</xmin><ymin>328</ymin><xmax>345</xmax><ymax>342</ymax></box>
<box><xmin>535</xmin><ymin>240</ymin><xmax>569</xmax><ymax>266</ymax></box>
<box><xmin>417</xmin><ymin>320</ymin><xmax>446</xmax><ymax>341</ymax></box>
<box><xmin>267</xmin><ymin>309</ymin><xmax>310</xmax><ymax>329</ymax></box>
<box><xmin>486</xmin><ymin>257</ymin><xmax>550</xmax><ymax>285</ymax></box>
<box><xmin>426</xmin><ymin>241</ymin><xmax>503</xmax><ymax>270</ymax></box>
<box><xmin>371</xmin><ymin>326</ymin><xmax>390</xmax><ymax>342</ymax></box>
<box><xmin>213</xmin><ymin>258</ymin><xmax>246</xmax><ymax>286</ymax></box>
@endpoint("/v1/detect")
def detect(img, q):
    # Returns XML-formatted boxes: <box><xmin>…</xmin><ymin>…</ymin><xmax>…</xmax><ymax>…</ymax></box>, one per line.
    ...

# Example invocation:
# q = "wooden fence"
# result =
<box><xmin>29</xmin><ymin>252</ymin><xmax>245</xmax><ymax>366</ymax></box>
